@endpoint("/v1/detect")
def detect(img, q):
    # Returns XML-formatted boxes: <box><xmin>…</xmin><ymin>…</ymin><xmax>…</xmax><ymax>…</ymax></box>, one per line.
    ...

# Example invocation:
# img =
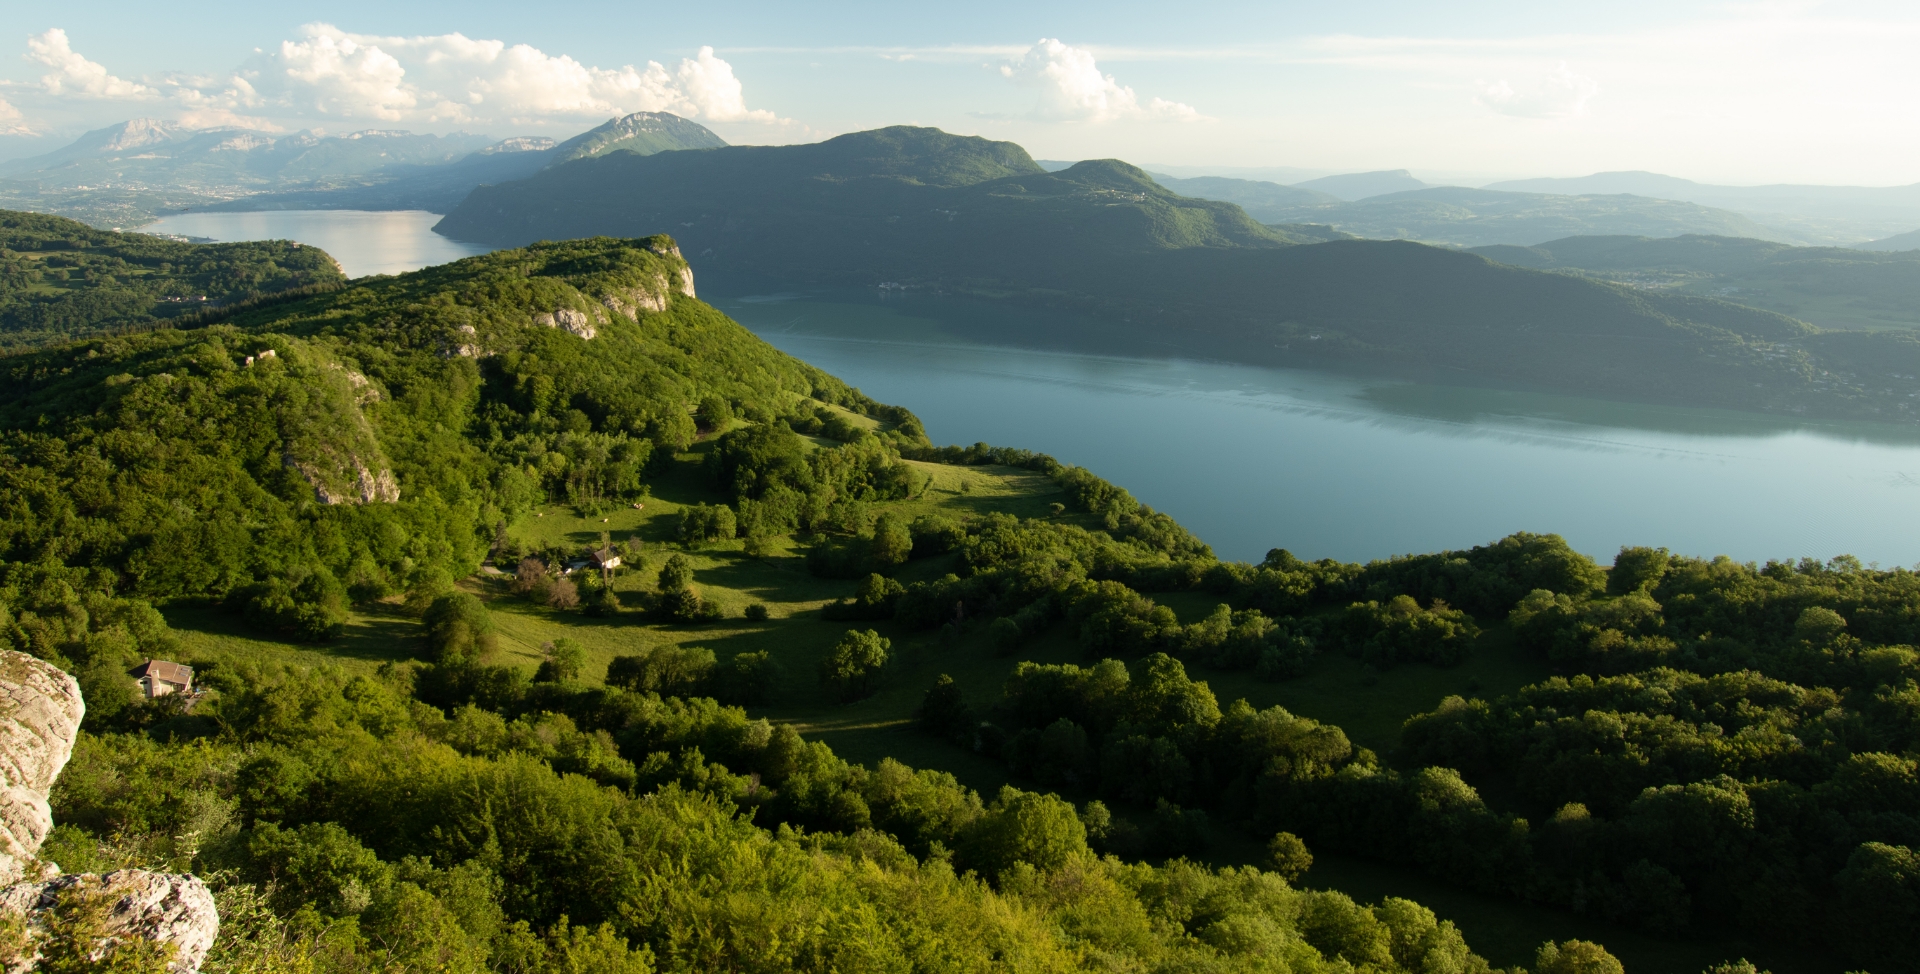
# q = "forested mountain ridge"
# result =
<box><xmin>436</xmin><ymin>125</ymin><xmax>1300</xmax><ymax>271</ymax></box>
<box><xmin>434</xmin><ymin>125</ymin><xmax>1920</xmax><ymax>425</ymax></box>
<box><xmin>0</xmin><ymin>231</ymin><xmax>1546</xmax><ymax>974</ymax></box>
<box><xmin>2</xmin><ymin>231</ymin><xmax>1915</xmax><ymax>971</ymax></box>
<box><xmin>1235</xmin><ymin>186</ymin><xmax>1790</xmax><ymax>247</ymax></box>
<box><xmin>1470</xmin><ymin>233</ymin><xmax>1920</xmax><ymax>332</ymax></box>
<box><xmin>0</xmin><ymin>210</ymin><xmax>346</xmax><ymax>352</ymax></box>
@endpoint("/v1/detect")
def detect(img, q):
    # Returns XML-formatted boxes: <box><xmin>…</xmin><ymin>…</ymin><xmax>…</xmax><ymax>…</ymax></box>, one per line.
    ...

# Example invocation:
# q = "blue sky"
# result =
<box><xmin>3</xmin><ymin>0</ymin><xmax>1916</xmax><ymax>184</ymax></box>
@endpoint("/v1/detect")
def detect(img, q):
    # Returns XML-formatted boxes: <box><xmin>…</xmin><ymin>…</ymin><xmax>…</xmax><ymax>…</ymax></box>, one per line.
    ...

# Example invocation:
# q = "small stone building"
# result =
<box><xmin>132</xmin><ymin>659</ymin><xmax>193</xmax><ymax>699</ymax></box>
<box><xmin>589</xmin><ymin>546</ymin><xmax>623</xmax><ymax>570</ymax></box>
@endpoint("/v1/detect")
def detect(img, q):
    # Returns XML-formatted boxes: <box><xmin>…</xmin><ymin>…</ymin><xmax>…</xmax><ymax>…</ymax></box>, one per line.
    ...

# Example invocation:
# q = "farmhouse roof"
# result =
<box><xmin>133</xmin><ymin>659</ymin><xmax>193</xmax><ymax>686</ymax></box>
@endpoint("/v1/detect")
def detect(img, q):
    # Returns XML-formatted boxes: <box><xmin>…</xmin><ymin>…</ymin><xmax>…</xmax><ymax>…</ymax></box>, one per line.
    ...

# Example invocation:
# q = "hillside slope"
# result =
<box><xmin>547</xmin><ymin>111</ymin><xmax>729</xmax><ymax>166</ymax></box>
<box><xmin>0</xmin><ymin>210</ymin><xmax>346</xmax><ymax>351</ymax></box>
<box><xmin>1150</xmin><ymin>173</ymin><xmax>1341</xmax><ymax>220</ymax></box>
<box><xmin>1238</xmin><ymin>187</ymin><xmax>1790</xmax><ymax>247</ymax></box>
<box><xmin>0</xmin><ymin>235</ymin><xmax>898</xmax><ymax>626</ymax></box>
<box><xmin>438</xmin><ymin>127</ymin><xmax>1920</xmax><ymax>422</ymax></box>
<box><xmin>2</xmin><ymin>231</ymin><xmax>1905</xmax><ymax>974</ymax></box>
<box><xmin>1485</xmin><ymin>170</ymin><xmax>1920</xmax><ymax>243</ymax></box>
<box><xmin>437</xmin><ymin>126</ymin><xmax>1297</xmax><ymax>284</ymax></box>
<box><xmin>1471</xmin><ymin>234</ymin><xmax>1920</xmax><ymax>331</ymax></box>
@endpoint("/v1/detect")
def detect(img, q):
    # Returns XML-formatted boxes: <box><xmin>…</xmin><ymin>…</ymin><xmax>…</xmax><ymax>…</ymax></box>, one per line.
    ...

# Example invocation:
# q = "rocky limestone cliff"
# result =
<box><xmin>0</xmin><ymin>650</ymin><xmax>220</xmax><ymax>971</ymax></box>
<box><xmin>0</xmin><ymin>871</ymin><xmax>218</xmax><ymax>973</ymax></box>
<box><xmin>274</xmin><ymin>349</ymin><xmax>403</xmax><ymax>506</ymax></box>
<box><xmin>0</xmin><ymin>654</ymin><xmax>83</xmax><ymax>887</ymax></box>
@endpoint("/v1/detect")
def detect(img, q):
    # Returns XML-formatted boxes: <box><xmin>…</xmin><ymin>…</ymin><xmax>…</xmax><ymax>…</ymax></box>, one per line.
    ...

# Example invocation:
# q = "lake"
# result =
<box><xmin>149</xmin><ymin>210</ymin><xmax>1920</xmax><ymax>566</ymax></box>
<box><xmin>146</xmin><ymin>210</ymin><xmax>490</xmax><ymax>278</ymax></box>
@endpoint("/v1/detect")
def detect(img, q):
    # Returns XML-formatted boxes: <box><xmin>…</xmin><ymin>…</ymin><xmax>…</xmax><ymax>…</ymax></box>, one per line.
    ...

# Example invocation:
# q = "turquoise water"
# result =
<box><xmin>717</xmin><ymin>292</ymin><xmax>1920</xmax><ymax>566</ymax></box>
<box><xmin>141</xmin><ymin>211</ymin><xmax>1920</xmax><ymax>565</ymax></box>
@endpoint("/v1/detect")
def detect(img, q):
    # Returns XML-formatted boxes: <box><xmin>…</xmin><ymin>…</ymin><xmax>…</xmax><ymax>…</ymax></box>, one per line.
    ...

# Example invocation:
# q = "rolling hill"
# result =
<box><xmin>435</xmin><ymin>125</ymin><xmax>1920</xmax><ymax>424</ymax></box>
<box><xmin>1149</xmin><ymin>174</ymin><xmax>1341</xmax><ymax>221</ymax></box>
<box><xmin>1291</xmin><ymin>169</ymin><xmax>1429</xmax><ymax>200</ymax></box>
<box><xmin>1216</xmin><ymin>186</ymin><xmax>1790</xmax><ymax>247</ymax></box>
<box><xmin>2</xmin><ymin>226</ymin><xmax>1903</xmax><ymax>974</ymax></box>
<box><xmin>1469</xmin><ymin>233</ymin><xmax>1920</xmax><ymax>331</ymax></box>
<box><xmin>0</xmin><ymin>210</ymin><xmax>346</xmax><ymax>351</ymax></box>
<box><xmin>1485</xmin><ymin>170</ymin><xmax>1920</xmax><ymax>244</ymax></box>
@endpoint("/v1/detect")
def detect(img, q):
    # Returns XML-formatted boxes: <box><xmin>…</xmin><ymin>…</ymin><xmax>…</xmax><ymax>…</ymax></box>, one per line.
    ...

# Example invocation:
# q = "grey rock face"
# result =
<box><xmin>0</xmin><ymin>653</ymin><xmax>84</xmax><ymax>886</ymax></box>
<box><xmin>0</xmin><ymin>870</ymin><xmax>219</xmax><ymax>972</ymax></box>
<box><xmin>0</xmin><ymin>651</ymin><xmax>220</xmax><ymax>971</ymax></box>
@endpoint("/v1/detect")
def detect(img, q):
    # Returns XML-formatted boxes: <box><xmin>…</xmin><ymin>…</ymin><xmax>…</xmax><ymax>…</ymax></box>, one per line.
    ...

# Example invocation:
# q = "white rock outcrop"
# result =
<box><xmin>0</xmin><ymin>650</ymin><xmax>220</xmax><ymax>972</ymax></box>
<box><xmin>533</xmin><ymin>308</ymin><xmax>596</xmax><ymax>339</ymax></box>
<box><xmin>0</xmin><ymin>870</ymin><xmax>218</xmax><ymax>973</ymax></box>
<box><xmin>0</xmin><ymin>653</ymin><xmax>83</xmax><ymax>887</ymax></box>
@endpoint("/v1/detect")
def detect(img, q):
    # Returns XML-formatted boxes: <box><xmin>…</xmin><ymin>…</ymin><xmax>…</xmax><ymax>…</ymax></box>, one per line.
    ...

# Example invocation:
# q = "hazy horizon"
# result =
<box><xmin>3</xmin><ymin>1</ymin><xmax>1918</xmax><ymax>186</ymax></box>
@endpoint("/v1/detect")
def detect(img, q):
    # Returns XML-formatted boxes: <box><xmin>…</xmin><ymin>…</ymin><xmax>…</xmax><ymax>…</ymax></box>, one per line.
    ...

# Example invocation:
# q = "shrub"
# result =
<box><xmin>868</xmin><ymin>513</ymin><xmax>913</xmax><ymax>570</ymax></box>
<box><xmin>535</xmin><ymin>638</ymin><xmax>586</xmax><ymax>683</ymax></box>
<box><xmin>657</xmin><ymin>554</ymin><xmax>694</xmax><ymax>592</ymax></box>
<box><xmin>512</xmin><ymin>557</ymin><xmax>548</xmax><ymax>597</ymax></box>
<box><xmin>712</xmin><ymin>650</ymin><xmax>781</xmax><ymax>706</ymax></box>
<box><xmin>678</xmin><ymin>503</ymin><xmax>737</xmax><ymax>544</ymax></box>
<box><xmin>820</xmin><ymin>629</ymin><xmax>891</xmax><ymax>702</ymax></box>
<box><xmin>422</xmin><ymin>593</ymin><xmax>498</xmax><ymax>663</ymax></box>
<box><xmin>1268</xmin><ymin>831</ymin><xmax>1313</xmax><ymax>881</ymax></box>
<box><xmin>546</xmin><ymin>577</ymin><xmax>580</xmax><ymax>610</ymax></box>
<box><xmin>605</xmin><ymin>645</ymin><xmax>715</xmax><ymax>695</ymax></box>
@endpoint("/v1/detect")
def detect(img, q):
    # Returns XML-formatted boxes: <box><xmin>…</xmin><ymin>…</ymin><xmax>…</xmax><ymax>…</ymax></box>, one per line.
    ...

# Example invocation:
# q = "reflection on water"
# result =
<box><xmin>717</xmin><ymin>291</ymin><xmax>1920</xmax><ymax>566</ymax></box>
<box><xmin>123</xmin><ymin>211</ymin><xmax>1920</xmax><ymax>565</ymax></box>
<box><xmin>144</xmin><ymin>210</ymin><xmax>492</xmax><ymax>278</ymax></box>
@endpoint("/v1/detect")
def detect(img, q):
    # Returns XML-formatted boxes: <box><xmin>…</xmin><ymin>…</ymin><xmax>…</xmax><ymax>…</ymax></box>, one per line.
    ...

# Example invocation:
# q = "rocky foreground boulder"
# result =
<box><xmin>0</xmin><ymin>653</ymin><xmax>83</xmax><ymax>889</ymax></box>
<box><xmin>0</xmin><ymin>651</ymin><xmax>219</xmax><ymax>971</ymax></box>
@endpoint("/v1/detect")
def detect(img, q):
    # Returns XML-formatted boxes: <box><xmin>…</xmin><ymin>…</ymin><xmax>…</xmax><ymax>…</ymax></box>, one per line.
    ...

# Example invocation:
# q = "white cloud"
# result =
<box><xmin>1476</xmin><ymin>62</ymin><xmax>1598</xmax><ymax>119</ymax></box>
<box><xmin>671</xmin><ymin>46</ymin><xmax>779</xmax><ymax>123</ymax></box>
<box><xmin>26</xmin><ymin>28</ymin><xmax>151</xmax><ymax>98</ymax></box>
<box><xmin>0</xmin><ymin>95</ymin><xmax>31</xmax><ymax>135</ymax></box>
<box><xmin>999</xmin><ymin>38</ymin><xmax>1198</xmax><ymax>122</ymax></box>
<box><xmin>10</xmin><ymin>24</ymin><xmax>785</xmax><ymax>131</ymax></box>
<box><xmin>237</xmin><ymin>25</ymin><xmax>785</xmax><ymax>126</ymax></box>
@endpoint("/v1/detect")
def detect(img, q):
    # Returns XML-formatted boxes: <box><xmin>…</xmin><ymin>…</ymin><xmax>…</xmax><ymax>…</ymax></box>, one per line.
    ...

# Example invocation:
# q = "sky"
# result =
<box><xmin>1</xmin><ymin>0</ymin><xmax>1917</xmax><ymax>186</ymax></box>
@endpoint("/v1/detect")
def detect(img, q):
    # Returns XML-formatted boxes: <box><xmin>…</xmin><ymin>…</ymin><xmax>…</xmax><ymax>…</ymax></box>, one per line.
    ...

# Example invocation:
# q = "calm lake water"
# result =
<box><xmin>149</xmin><ymin>211</ymin><xmax>1920</xmax><ymax>565</ymax></box>
<box><xmin>145</xmin><ymin>210</ymin><xmax>490</xmax><ymax>278</ymax></box>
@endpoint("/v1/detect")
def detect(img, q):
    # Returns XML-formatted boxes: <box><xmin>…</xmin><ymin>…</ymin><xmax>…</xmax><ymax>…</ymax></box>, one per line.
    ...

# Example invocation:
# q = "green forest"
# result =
<box><xmin>0</xmin><ymin>211</ymin><xmax>346</xmax><ymax>352</ymax></box>
<box><xmin>0</xmin><ymin>216</ymin><xmax>1912</xmax><ymax>973</ymax></box>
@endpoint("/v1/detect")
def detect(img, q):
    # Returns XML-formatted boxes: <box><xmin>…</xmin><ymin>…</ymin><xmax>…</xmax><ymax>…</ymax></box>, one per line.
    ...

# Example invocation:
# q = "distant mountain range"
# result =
<box><xmin>0</xmin><ymin>112</ymin><xmax>725</xmax><ymax>227</ymax></box>
<box><xmin>1483</xmin><ymin>171</ymin><xmax>1920</xmax><ymax>244</ymax></box>
<box><xmin>1128</xmin><ymin>166</ymin><xmax>1920</xmax><ymax>246</ymax></box>
<box><xmin>1290</xmin><ymin>169</ymin><xmax>1430</xmax><ymax>201</ymax></box>
<box><xmin>1152</xmin><ymin>179</ymin><xmax>1787</xmax><ymax>247</ymax></box>
<box><xmin>432</xmin><ymin>125</ymin><xmax>1920</xmax><ymax>424</ymax></box>
<box><xmin>1860</xmin><ymin>228</ymin><xmax>1920</xmax><ymax>252</ymax></box>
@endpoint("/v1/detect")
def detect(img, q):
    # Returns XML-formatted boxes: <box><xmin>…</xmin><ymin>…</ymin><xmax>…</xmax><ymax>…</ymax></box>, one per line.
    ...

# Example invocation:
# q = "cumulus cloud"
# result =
<box><xmin>26</xmin><ymin>28</ymin><xmax>152</xmax><ymax>98</ymax></box>
<box><xmin>1476</xmin><ymin>62</ymin><xmax>1599</xmax><ymax>119</ymax></box>
<box><xmin>999</xmin><ymin>38</ymin><xmax>1198</xmax><ymax>122</ymax></box>
<box><xmin>0</xmin><ymin>96</ymin><xmax>31</xmax><ymax>135</ymax></box>
<box><xmin>240</xmin><ymin>26</ymin><xmax>783</xmax><ymax>126</ymax></box>
<box><xmin>11</xmin><ymin>24</ymin><xmax>783</xmax><ymax>130</ymax></box>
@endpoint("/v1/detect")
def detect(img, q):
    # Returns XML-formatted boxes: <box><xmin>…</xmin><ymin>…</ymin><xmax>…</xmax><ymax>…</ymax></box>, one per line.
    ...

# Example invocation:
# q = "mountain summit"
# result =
<box><xmin>547</xmin><ymin>111</ymin><xmax>728</xmax><ymax>166</ymax></box>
